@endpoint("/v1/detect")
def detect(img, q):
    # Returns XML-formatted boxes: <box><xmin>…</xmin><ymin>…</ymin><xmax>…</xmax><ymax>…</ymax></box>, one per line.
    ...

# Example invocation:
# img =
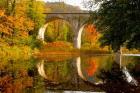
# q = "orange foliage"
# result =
<box><xmin>85</xmin><ymin>58</ymin><xmax>98</xmax><ymax>77</ymax></box>
<box><xmin>84</xmin><ymin>24</ymin><xmax>99</xmax><ymax>44</ymax></box>
<box><xmin>45</xmin><ymin>41</ymin><xmax>72</xmax><ymax>48</ymax></box>
<box><xmin>13</xmin><ymin>16</ymin><xmax>34</xmax><ymax>37</ymax></box>
<box><xmin>0</xmin><ymin>10</ymin><xmax>13</xmax><ymax>35</ymax></box>
<box><xmin>0</xmin><ymin>72</ymin><xmax>33</xmax><ymax>93</ymax></box>
<box><xmin>0</xmin><ymin>9</ymin><xmax>34</xmax><ymax>37</ymax></box>
<box><xmin>0</xmin><ymin>10</ymin><xmax>5</xmax><ymax>16</ymax></box>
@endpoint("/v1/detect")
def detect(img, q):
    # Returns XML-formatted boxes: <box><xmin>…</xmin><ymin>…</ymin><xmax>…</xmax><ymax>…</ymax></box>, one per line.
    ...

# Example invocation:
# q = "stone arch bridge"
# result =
<box><xmin>37</xmin><ymin>12</ymin><xmax>91</xmax><ymax>49</ymax></box>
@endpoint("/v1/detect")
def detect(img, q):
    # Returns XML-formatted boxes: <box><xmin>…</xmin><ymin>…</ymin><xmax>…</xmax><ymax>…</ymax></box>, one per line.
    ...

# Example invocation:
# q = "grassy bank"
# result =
<box><xmin>0</xmin><ymin>45</ymin><xmax>36</xmax><ymax>59</ymax></box>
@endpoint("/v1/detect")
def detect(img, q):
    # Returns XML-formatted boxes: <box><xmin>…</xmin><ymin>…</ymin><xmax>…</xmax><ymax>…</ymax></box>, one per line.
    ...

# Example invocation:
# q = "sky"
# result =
<box><xmin>43</xmin><ymin>0</ymin><xmax>89</xmax><ymax>10</ymax></box>
<box><xmin>37</xmin><ymin>0</ymin><xmax>101</xmax><ymax>10</ymax></box>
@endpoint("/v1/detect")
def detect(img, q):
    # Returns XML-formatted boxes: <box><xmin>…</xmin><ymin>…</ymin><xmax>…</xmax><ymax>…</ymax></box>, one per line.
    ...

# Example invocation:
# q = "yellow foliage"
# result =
<box><xmin>0</xmin><ymin>9</ymin><xmax>34</xmax><ymax>37</ymax></box>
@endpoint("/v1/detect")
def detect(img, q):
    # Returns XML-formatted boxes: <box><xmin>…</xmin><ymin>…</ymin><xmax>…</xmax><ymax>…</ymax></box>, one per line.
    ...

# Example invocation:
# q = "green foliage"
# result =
<box><xmin>57</xmin><ymin>23</ymin><xmax>69</xmax><ymax>41</ymax></box>
<box><xmin>27</xmin><ymin>0</ymin><xmax>45</xmax><ymax>33</ymax></box>
<box><xmin>16</xmin><ymin>36</ymin><xmax>44</xmax><ymax>49</ymax></box>
<box><xmin>0</xmin><ymin>0</ymin><xmax>46</xmax><ymax>55</ymax></box>
<box><xmin>44</xmin><ymin>20</ymin><xmax>74</xmax><ymax>42</ymax></box>
<box><xmin>0</xmin><ymin>0</ymin><xmax>18</xmax><ymax>15</ymax></box>
<box><xmin>44</xmin><ymin>60</ymin><xmax>71</xmax><ymax>82</ymax></box>
<box><xmin>27</xmin><ymin>36</ymin><xmax>44</xmax><ymax>49</ymax></box>
<box><xmin>0</xmin><ymin>0</ymin><xmax>5</xmax><ymax>8</ymax></box>
<box><xmin>91</xmin><ymin>0</ymin><xmax>140</xmax><ymax>52</ymax></box>
<box><xmin>0</xmin><ymin>45</ymin><xmax>33</xmax><ymax>59</ymax></box>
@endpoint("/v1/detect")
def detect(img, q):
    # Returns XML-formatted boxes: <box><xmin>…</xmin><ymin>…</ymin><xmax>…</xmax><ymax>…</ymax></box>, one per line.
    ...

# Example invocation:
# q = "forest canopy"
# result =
<box><xmin>90</xmin><ymin>0</ymin><xmax>140</xmax><ymax>51</ymax></box>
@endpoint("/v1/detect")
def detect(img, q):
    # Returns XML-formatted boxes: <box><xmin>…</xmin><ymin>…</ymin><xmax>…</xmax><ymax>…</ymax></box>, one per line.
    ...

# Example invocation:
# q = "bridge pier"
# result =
<box><xmin>73</xmin><ymin>25</ymin><xmax>86</xmax><ymax>49</ymax></box>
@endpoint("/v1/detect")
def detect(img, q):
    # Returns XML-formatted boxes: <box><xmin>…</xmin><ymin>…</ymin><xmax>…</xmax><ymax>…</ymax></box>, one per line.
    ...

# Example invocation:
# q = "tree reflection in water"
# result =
<box><xmin>98</xmin><ymin>61</ymin><xmax>139</xmax><ymax>93</ymax></box>
<box><xmin>0</xmin><ymin>59</ymin><xmax>34</xmax><ymax>93</ymax></box>
<box><xmin>36</xmin><ymin>55</ymin><xmax>140</xmax><ymax>93</ymax></box>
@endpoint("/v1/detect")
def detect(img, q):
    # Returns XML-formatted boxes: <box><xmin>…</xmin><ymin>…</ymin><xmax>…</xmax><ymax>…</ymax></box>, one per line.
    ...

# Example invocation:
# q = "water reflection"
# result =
<box><xmin>122</xmin><ymin>67</ymin><xmax>138</xmax><ymax>86</ymax></box>
<box><xmin>0</xmin><ymin>58</ymin><xmax>35</xmax><ymax>93</ymax></box>
<box><xmin>76</xmin><ymin>57</ymin><xmax>86</xmax><ymax>81</ymax></box>
<box><xmin>115</xmin><ymin>51</ymin><xmax>138</xmax><ymax>86</ymax></box>
<box><xmin>36</xmin><ymin>54</ymin><xmax>140</xmax><ymax>92</ymax></box>
<box><xmin>37</xmin><ymin>60</ymin><xmax>48</xmax><ymax>80</ymax></box>
<box><xmin>76</xmin><ymin>56</ymin><xmax>104</xmax><ymax>85</ymax></box>
<box><xmin>0</xmin><ymin>54</ymin><xmax>140</xmax><ymax>93</ymax></box>
<box><xmin>36</xmin><ymin>55</ymin><xmax>114</xmax><ymax>91</ymax></box>
<box><xmin>37</xmin><ymin>59</ymin><xmax>72</xmax><ymax>85</ymax></box>
<box><xmin>97</xmin><ymin>53</ymin><xmax>140</xmax><ymax>93</ymax></box>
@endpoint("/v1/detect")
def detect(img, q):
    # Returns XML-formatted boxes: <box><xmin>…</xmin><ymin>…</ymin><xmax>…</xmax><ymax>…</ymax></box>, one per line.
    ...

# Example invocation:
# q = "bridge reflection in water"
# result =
<box><xmin>37</xmin><ymin>54</ymin><xmax>139</xmax><ymax>92</ymax></box>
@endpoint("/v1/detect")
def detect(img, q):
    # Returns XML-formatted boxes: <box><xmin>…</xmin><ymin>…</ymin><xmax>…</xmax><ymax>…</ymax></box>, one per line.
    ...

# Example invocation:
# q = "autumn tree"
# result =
<box><xmin>0</xmin><ymin>0</ymin><xmax>34</xmax><ymax>45</ymax></box>
<box><xmin>91</xmin><ymin>0</ymin><xmax>140</xmax><ymax>51</ymax></box>
<box><xmin>27</xmin><ymin>0</ymin><xmax>45</xmax><ymax>34</ymax></box>
<box><xmin>82</xmin><ymin>24</ymin><xmax>100</xmax><ymax>48</ymax></box>
<box><xmin>84</xmin><ymin>24</ymin><xmax>99</xmax><ymax>45</ymax></box>
<box><xmin>0</xmin><ymin>0</ymin><xmax>18</xmax><ymax>15</ymax></box>
<box><xmin>0</xmin><ymin>10</ymin><xmax>34</xmax><ymax>45</ymax></box>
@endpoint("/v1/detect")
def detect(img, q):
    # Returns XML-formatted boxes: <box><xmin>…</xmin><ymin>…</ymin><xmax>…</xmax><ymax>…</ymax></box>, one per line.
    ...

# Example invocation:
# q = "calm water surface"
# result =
<box><xmin>0</xmin><ymin>54</ymin><xmax>140</xmax><ymax>93</ymax></box>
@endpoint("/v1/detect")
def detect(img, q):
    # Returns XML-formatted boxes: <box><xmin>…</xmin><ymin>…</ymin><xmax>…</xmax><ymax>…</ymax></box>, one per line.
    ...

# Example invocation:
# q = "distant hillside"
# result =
<box><xmin>45</xmin><ymin>2</ymin><xmax>88</xmax><ymax>13</ymax></box>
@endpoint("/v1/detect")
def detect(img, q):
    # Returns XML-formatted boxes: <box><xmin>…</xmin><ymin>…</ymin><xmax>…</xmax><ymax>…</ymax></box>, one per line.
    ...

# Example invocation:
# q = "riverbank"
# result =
<box><xmin>1</xmin><ymin>43</ymin><xmax>139</xmax><ymax>60</ymax></box>
<box><xmin>34</xmin><ymin>41</ymin><xmax>111</xmax><ymax>56</ymax></box>
<box><xmin>34</xmin><ymin>47</ymin><xmax>111</xmax><ymax>58</ymax></box>
<box><xmin>0</xmin><ymin>45</ymin><xmax>36</xmax><ymax>59</ymax></box>
<box><xmin>34</xmin><ymin>46</ymin><xmax>140</xmax><ymax>60</ymax></box>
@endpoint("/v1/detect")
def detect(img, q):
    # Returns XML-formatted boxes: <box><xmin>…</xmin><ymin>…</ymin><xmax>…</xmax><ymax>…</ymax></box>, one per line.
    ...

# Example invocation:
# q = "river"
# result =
<box><xmin>0</xmin><ymin>54</ymin><xmax>140</xmax><ymax>93</ymax></box>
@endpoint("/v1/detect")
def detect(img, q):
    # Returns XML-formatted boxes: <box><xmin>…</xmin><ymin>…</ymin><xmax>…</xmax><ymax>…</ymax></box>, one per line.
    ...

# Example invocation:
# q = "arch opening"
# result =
<box><xmin>44</xmin><ymin>19</ymin><xmax>74</xmax><ymax>43</ymax></box>
<box><xmin>37</xmin><ymin>18</ymin><xmax>75</xmax><ymax>47</ymax></box>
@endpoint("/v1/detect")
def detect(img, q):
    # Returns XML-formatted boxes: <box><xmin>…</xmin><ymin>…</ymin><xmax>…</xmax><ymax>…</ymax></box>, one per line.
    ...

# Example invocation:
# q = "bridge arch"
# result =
<box><xmin>37</xmin><ymin>17</ymin><xmax>72</xmax><ymax>41</ymax></box>
<box><xmin>38</xmin><ymin>24</ymin><xmax>87</xmax><ymax>49</ymax></box>
<box><xmin>37</xmin><ymin>13</ymin><xmax>90</xmax><ymax>49</ymax></box>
